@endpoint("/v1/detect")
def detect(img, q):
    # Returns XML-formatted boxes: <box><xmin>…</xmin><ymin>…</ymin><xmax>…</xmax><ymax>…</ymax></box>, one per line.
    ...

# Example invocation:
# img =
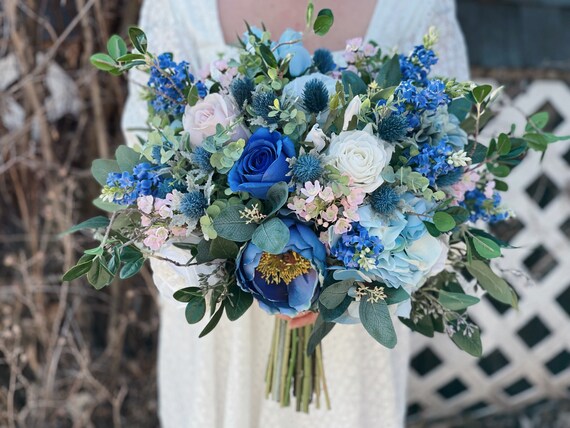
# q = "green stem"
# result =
<box><xmin>301</xmin><ymin>324</ymin><xmax>312</xmax><ymax>413</ymax></box>
<box><xmin>316</xmin><ymin>344</ymin><xmax>331</xmax><ymax>410</ymax></box>
<box><xmin>284</xmin><ymin>328</ymin><xmax>298</xmax><ymax>407</ymax></box>
<box><xmin>279</xmin><ymin>324</ymin><xmax>292</xmax><ymax>406</ymax></box>
<box><xmin>265</xmin><ymin>318</ymin><xmax>279</xmax><ymax>398</ymax></box>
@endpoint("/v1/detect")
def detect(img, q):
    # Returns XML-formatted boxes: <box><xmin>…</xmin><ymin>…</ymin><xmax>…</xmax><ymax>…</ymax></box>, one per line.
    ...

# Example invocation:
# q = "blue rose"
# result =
<box><xmin>274</xmin><ymin>29</ymin><xmax>311</xmax><ymax>77</ymax></box>
<box><xmin>236</xmin><ymin>219</ymin><xmax>326</xmax><ymax>316</ymax></box>
<box><xmin>228</xmin><ymin>128</ymin><xmax>295</xmax><ymax>199</ymax></box>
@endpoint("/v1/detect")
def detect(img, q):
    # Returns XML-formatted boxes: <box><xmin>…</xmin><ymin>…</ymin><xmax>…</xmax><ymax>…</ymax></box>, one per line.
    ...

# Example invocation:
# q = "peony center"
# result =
<box><xmin>256</xmin><ymin>251</ymin><xmax>312</xmax><ymax>285</ymax></box>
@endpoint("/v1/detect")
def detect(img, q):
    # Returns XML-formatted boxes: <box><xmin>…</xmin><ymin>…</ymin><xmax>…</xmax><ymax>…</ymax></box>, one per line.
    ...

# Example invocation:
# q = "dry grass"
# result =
<box><xmin>0</xmin><ymin>1</ymin><xmax>160</xmax><ymax>426</ymax></box>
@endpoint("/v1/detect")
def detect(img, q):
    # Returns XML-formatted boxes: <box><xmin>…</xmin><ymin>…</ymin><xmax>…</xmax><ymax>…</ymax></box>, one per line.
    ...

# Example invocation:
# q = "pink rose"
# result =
<box><xmin>183</xmin><ymin>93</ymin><xmax>245</xmax><ymax>147</ymax></box>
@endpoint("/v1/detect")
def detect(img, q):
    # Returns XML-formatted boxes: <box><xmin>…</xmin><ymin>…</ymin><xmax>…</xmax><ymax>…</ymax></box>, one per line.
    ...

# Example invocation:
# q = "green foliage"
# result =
<box><xmin>438</xmin><ymin>290</ymin><xmax>479</xmax><ymax>311</ymax></box>
<box><xmin>251</xmin><ymin>218</ymin><xmax>290</xmax><ymax>254</ymax></box>
<box><xmin>319</xmin><ymin>280</ymin><xmax>353</xmax><ymax>309</ymax></box>
<box><xmin>212</xmin><ymin>205</ymin><xmax>258</xmax><ymax>242</ymax></box>
<box><xmin>225</xmin><ymin>282</ymin><xmax>253</xmax><ymax>321</ymax></box>
<box><xmin>384</xmin><ymin>287</ymin><xmax>410</xmax><ymax>305</ymax></box>
<box><xmin>341</xmin><ymin>71</ymin><xmax>367</xmax><ymax>96</ymax></box>
<box><xmin>115</xmin><ymin>145</ymin><xmax>141</xmax><ymax>171</ymax></box>
<box><xmin>450</xmin><ymin>323</ymin><xmax>482</xmax><ymax>357</ymax></box>
<box><xmin>128</xmin><ymin>26</ymin><xmax>147</xmax><ymax>54</ymax></box>
<box><xmin>209</xmin><ymin>237</ymin><xmax>240</xmax><ymax>260</ymax></box>
<box><xmin>448</xmin><ymin>97</ymin><xmax>472</xmax><ymax>122</ymax></box>
<box><xmin>359</xmin><ymin>298</ymin><xmax>397</xmax><ymax>348</ymax></box>
<box><xmin>306</xmin><ymin>314</ymin><xmax>335</xmax><ymax>355</ymax></box>
<box><xmin>173</xmin><ymin>287</ymin><xmax>202</xmax><ymax>302</ymax></box>
<box><xmin>471</xmin><ymin>234</ymin><xmax>501</xmax><ymax>259</ymax></box>
<box><xmin>264</xmin><ymin>182</ymin><xmax>289</xmax><ymax>217</ymax></box>
<box><xmin>107</xmin><ymin>35</ymin><xmax>127</xmax><ymax>60</ymax></box>
<box><xmin>313</xmin><ymin>8</ymin><xmax>334</xmax><ymax>36</ymax></box>
<box><xmin>199</xmin><ymin>305</ymin><xmax>224</xmax><ymax>337</ymax></box>
<box><xmin>185</xmin><ymin>295</ymin><xmax>206</xmax><ymax>324</ymax></box>
<box><xmin>375</xmin><ymin>55</ymin><xmax>402</xmax><ymax>88</ymax></box>
<box><xmin>433</xmin><ymin>212</ymin><xmax>456</xmax><ymax>232</ymax></box>
<box><xmin>91</xmin><ymin>159</ymin><xmax>120</xmax><ymax>186</ymax></box>
<box><xmin>61</xmin><ymin>216</ymin><xmax>110</xmax><ymax>236</ymax></box>
<box><xmin>471</xmin><ymin>84</ymin><xmax>492</xmax><ymax>104</ymax></box>
<box><xmin>467</xmin><ymin>260</ymin><xmax>516</xmax><ymax>307</ymax></box>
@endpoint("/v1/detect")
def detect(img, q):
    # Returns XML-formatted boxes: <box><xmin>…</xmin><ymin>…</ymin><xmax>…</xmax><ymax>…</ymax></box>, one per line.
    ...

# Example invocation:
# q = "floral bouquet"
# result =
<box><xmin>64</xmin><ymin>5</ymin><xmax>564</xmax><ymax>412</ymax></box>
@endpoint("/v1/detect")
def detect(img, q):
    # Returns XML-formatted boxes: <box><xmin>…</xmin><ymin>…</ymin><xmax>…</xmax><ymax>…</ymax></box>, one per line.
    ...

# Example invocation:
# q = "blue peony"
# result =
<box><xmin>228</xmin><ymin>128</ymin><xmax>295</xmax><ymax>199</ymax></box>
<box><xmin>273</xmin><ymin>29</ymin><xmax>311</xmax><ymax>77</ymax></box>
<box><xmin>236</xmin><ymin>219</ymin><xmax>326</xmax><ymax>316</ymax></box>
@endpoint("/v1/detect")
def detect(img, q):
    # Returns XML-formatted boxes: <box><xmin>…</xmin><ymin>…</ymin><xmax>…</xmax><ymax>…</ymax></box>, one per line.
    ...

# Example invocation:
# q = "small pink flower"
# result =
<box><xmin>171</xmin><ymin>227</ymin><xmax>187</xmax><ymax>237</ymax></box>
<box><xmin>345</xmin><ymin>37</ymin><xmax>363</xmax><ymax>51</ymax></box>
<box><xmin>343</xmin><ymin>208</ymin><xmax>360</xmax><ymax>222</ymax></box>
<box><xmin>450</xmin><ymin>171</ymin><xmax>480</xmax><ymax>202</ymax></box>
<box><xmin>300</xmin><ymin>180</ymin><xmax>322</xmax><ymax>203</ymax></box>
<box><xmin>321</xmin><ymin>205</ymin><xmax>339</xmax><ymax>223</ymax></box>
<box><xmin>143</xmin><ymin>227</ymin><xmax>169</xmax><ymax>250</ymax></box>
<box><xmin>346</xmin><ymin>188</ymin><xmax>365</xmax><ymax>207</ymax></box>
<box><xmin>319</xmin><ymin>231</ymin><xmax>330</xmax><ymax>246</ymax></box>
<box><xmin>334</xmin><ymin>218</ymin><xmax>352</xmax><ymax>234</ymax></box>
<box><xmin>343</xmin><ymin>51</ymin><xmax>357</xmax><ymax>64</ymax></box>
<box><xmin>141</xmin><ymin>215</ymin><xmax>152</xmax><ymax>227</ymax></box>
<box><xmin>304</xmin><ymin>202</ymin><xmax>320</xmax><ymax>219</ymax></box>
<box><xmin>319</xmin><ymin>186</ymin><xmax>335</xmax><ymax>203</ymax></box>
<box><xmin>137</xmin><ymin>195</ymin><xmax>154</xmax><ymax>214</ymax></box>
<box><xmin>362</xmin><ymin>43</ymin><xmax>378</xmax><ymax>57</ymax></box>
<box><xmin>213</xmin><ymin>59</ymin><xmax>228</xmax><ymax>72</ymax></box>
<box><xmin>287</xmin><ymin>196</ymin><xmax>306</xmax><ymax>212</ymax></box>
<box><xmin>484</xmin><ymin>180</ymin><xmax>496</xmax><ymax>199</ymax></box>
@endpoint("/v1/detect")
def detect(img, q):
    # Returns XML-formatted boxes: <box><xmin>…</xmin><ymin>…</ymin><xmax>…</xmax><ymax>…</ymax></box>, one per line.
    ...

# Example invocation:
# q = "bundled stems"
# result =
<box><xmin>265</xmin><ymin>317</ymin><xmax>331</xmax><ymax>413</ymax></box>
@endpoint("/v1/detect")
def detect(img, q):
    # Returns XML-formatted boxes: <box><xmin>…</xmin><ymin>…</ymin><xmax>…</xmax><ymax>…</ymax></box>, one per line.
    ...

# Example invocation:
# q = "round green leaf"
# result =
<box><xmin>313</xmin><ymin>9</ymin><xmax>334</xmax><ymax>36</ymax></box>
<box><xmin>107</xmin><ymin>35</ymin><xmax>127</xmax><ymax>60</ymax></box>
<box><xmin>433</xmin><ymin>212</ymin><xmax>456</xmax><ymax>232</ymax></box>
<box><xmin>251</xmin><ymin>218</ymin><xmax>290</xmax><ymax>254</ymax></box>
<box><xmin>472</xmin><ymin>235</ymin><xmax>501</xmax><ymax>259</ymax></box>
<box><xmin>185</xmin><ymin>297</ymin><xmax>206</xmax><ymax>324</ymax></box>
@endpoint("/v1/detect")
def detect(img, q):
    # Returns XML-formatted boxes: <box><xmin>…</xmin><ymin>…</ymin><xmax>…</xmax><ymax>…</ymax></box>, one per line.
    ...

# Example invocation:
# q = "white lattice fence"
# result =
<box><xmin>407</xmin><ymin>80</ymin><xmax>570</xmax><ymax>422</ymax></box>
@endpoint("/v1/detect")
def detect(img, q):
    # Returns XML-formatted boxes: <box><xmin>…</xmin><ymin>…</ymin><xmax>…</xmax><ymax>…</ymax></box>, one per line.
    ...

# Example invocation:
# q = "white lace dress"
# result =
<box><xmin>122</xmin><ymin>1</ymin><xmax>469</xmax><ymax>427</ymax></box>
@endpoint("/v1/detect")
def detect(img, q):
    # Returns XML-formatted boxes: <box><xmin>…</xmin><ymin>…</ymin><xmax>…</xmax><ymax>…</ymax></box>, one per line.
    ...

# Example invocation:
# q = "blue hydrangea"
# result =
<box><xmin>331</xmin><ymin>223</ymin><xmax>384</xmax><ymax>270</ymax></box>
<box><xmin>369</xmin><ymin>185</ymin><xmax>400</xmax><ymax>217</ymax></box>
<box><xmin>395</xmin><ymin>79</ymin><xmax>449</xmax><ymax>114</ymax></box>
<box><xmin>399</xmin><ymin>45</ymin><xmax>438</xmax><ymax>85</ymax></box>
<box><xmin>313</xmin><ymin>48</ymin><xmax>336</xmax><ymax>74</ymax></box>
<box><xmin>155</xmin><ymin>178</ymin><xmax>186</xmax><ymax>199</ymax></box>
<box><xmin>105</xmin><ymin>162</ymin><xmax>162</xmax><ymax>205</ymax></box>
<box><xmin>147</xmin><ymin>53</ymin><xmax>206</xmax><ymax>116</ymax></box>
<box><xmin>408</xmin><ymin>138</ymin><xmax>456</xmax><ymax>186</ymax></box>
<box><xmin>291</xmin><ymin>153</ymin><xmax>323</xmax><ymax>183</ymax></box>
<box><xmin>179</xmin><ymin>190</ymin><xmax>208</xmax><ymax>219</ymax></box>
<box><xmin>191</xmin><ymin>147</ymin><xmax>214</xmax><ymax>173</ymax></box>
<box><xmin>302</xmin><ymin>79</ymin><xmax>329</xmax><ymax>114</ymax></box>
<box><xmin>460</xmin><ymin>189</ymin><xmax>509</xmax><ymax>223</ymax></box>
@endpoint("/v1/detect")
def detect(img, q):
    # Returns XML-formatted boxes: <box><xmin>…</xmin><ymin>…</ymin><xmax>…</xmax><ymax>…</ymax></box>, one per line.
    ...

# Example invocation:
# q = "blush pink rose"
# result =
<box><xmin>182</xmin><ymin>93</ymin><xmax>246</xmax><ymax>147</ymax></box>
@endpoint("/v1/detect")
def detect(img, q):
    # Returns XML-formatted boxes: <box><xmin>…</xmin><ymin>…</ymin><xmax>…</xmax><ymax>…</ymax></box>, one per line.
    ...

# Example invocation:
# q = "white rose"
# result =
<box><xmin>327</xmin><ymin>124</ymin><xmax>393</xmax><ymax>193</ymax></box>
<box><xmin>182</xmin><ymin>93</ymin><xmax>246</xmax><ymax>147</ymax></box>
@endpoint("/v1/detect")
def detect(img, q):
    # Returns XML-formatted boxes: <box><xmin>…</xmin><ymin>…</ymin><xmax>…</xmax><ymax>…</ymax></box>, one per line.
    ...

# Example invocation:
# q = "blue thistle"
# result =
<box><xmin>435</xmin><ymin>168</ymin><xmax>463</xmax><ymax>187</ymax></box>
<box><xmin>230</xmin><ymin>77</ymin><xmax>255</xmax><ymax>110</ymax></box>
<box><xmin>191</xmin><ymin>147</ymin><xmax>214</xmax><ymax>172</ymax></box>
<box><xmin>369</xmin><ymin>185</ymin><xmax>400</xmax><ymax>217</ymax></box>
<box><xmin>179</xmin><ymin>191</ymin><xmax>208</xmax><ymax>219</ymax></box>
<box><xmin>313</xmin><ymin>49</ymin><xmax>336</xmax><ymax>74</ymax></box>
<box><xmin>292</xmin><ymin>153</ymin><xmax>323</xmax><ymax>183</ymax></box>
<box><xmin>155</xmin><ymin>178</ymin><xmax>186</xmax><ymax>199</ymax></box>
<box><xmin>302</xmin><ymin>79</ymin><xmax>329</xmax><ymax>114</ymax></box>
<box><xmin>252</xmin><ymin>90</ymin><xmax>277</xmax><ymax>123</ymax></box>
<box><xmin>378</xmin><ymin>114</ymin><xmax>408</xmax><ymax>142</ymax></box>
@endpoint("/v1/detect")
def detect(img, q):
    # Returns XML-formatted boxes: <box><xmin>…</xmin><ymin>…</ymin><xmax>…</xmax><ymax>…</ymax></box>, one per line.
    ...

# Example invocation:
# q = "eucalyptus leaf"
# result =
<box><xmin>472</xmin><ymin>235</ymin><xmax>501</xmax><ymax>259</ymax></box>
<box><xmin>375</xmin><ymin>55</ymin><xmax>402</xmax><ymax>88</ymax></box>
<box><xmin>319</xmin><ymin>280</ymin><xmax>353</xmax><ymax>309</ymax></box>
<box><xmin>264</xmin><ymin>181</ymin><xmax>289</xmax><ymax>216</ymax></box>
<box><xmin>306</xmin><ymin>314</ymin><xmax>335</xmax><ymax>355</ymax></box>
<box><xmin>251</xmin><ymin>218</ymin><xmax>289</xmax><ymax>254</ymax></box>
<box><xmin>173</xmin><ymin>287</ymin><xmax>202</xmax><ymax>303</ymax></box>
<box><xmin>90</xmin><ymin>53</ymin><xmax>117</xmax><ymax>71</ymax></box>
<box><xmin>115</xmin><ymin>145</ymin><xmax>141</xmax><ymax>172</ymax></box>
<box><xmin>433</xmin><ymin>212</ymin><xmax>456</xmax><ymax>232</ymax></box>
<box><xmin>341</xmin><ymin>71</ymin><xmax>367</xmax><ymax>96</ymax></box>
<box><xmin>199</xmin><ymin>305</ymin><xmax>224</xmax><ymax>337</ymax></box>
<box><xmin>359</xmin><ymin>298</ymin><xmax>397</xmax><ymax>348</ymax></box>
<box><xmin>225</xmin><ymin>282</ymin><xmax>253</xmax><ymax>321</ymax></box>
<box><xmin>472</xmin><ymin>84</ymin><xmax>492</xmax><ymax>103</ymax></box>
<box><xmin>185</xmin><ymin>296</ymin><xmax>206</xmax><ymax>324</ymax></box>
<box><xmin>209</xmin><ymin>237</ymin><xmax>239</xmax><ymax>260</ymax></box>
<box><xmin>61</xmin><ymin>216</ymin><xmax>109</xmax><ymax>236</ymax></box>
<box><xmin>467</xmin><ymin>260</ymin><xmax>515</xmax><ymax>306</ymax></box>
<box><xmin>451</xmin><ymin>325</ymin><xmax>482</xmax><ymax>357</ymax></box>
<box><xmin>213</xmin><ymin>205</ymin><xmax>258</xmax><ymax>242</ymax></box>
<box><xmin>313</xmin><ymin>8</ymin><xmax>334</xmax><ymax>36</ymax></box>
<box><xmin>91</xmin><ymin>159</ymin><xmax>120</xmax><ymax>186</ymax></box>
<box><xmin>438</xmin><ymin>290</ymin><xmax>479</xmax><ymax>311</ymax></box>
<box><xmin>384</xmin><ymin>286</ymin><xmax>410</xmax><ymax>305</ymax></box>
